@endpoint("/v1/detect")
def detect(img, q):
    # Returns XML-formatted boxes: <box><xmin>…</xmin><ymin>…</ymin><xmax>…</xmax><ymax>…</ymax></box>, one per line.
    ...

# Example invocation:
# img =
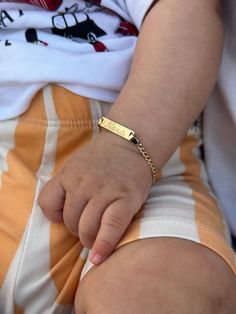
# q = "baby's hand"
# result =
<box><xmin>38</xmin><ymin>131</ymin><xmax>152</xmax><ymax>264</ymax></box>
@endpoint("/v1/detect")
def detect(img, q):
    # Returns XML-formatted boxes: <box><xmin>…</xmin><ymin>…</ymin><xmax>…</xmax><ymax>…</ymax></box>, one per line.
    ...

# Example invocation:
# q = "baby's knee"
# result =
<box><xmin>75</xmin><ymin>238</ymin><xmax>236</xmax><ymax>314</ymax></box>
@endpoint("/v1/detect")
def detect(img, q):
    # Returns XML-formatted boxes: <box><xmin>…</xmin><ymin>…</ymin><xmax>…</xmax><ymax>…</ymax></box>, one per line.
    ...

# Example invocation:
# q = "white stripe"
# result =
<box><xmin>15</xmin><ymin>180</ymin><xmax>57</xmax><ymax>313</ymax></box>
<box><xmin>140</xmin><ymin>174</ymin><xmax>199</xmax><ymax>242</ymax></box>
<box><xmin>88</xmin><ymin>99</ymin><xmax>112</xmax><ymax>138</ymax></box>
<box><xmin>140</xmin><ymin>220</ymin><xmax>200</xmax><ymax>243</ymax></box>
<box><xmin>36</xmin><ymin>85</ymin><xmax>60</xmax><ymax>178</ymax></box>
<box><xmin>15</xmin><ymin>180</ymin><xmax>72</xmax><ymax>314</ymax></box>
<box><xmin>0</xmin><ymin>226</ymin><xmax>28</xmax><ymax>314</ymax></box>
<box><xmin>0</xmin><ymin>118</ymin><xmax>18</xmax><ymax>187</ymax></box>
<box><xmin>10</xmin><ymin>85</ymin><xmax>70</xmax><ymax>313</ymax></box>
<box><xmin>141</xmin><ymin>146</ymin><xmax>199</xmax><ymax>240</ymax></box>
<box><xmin>161</xmin><ymin>147</ymin><xmax>185</xmax><ymax>178</ymax></box>
<box><xmin>88</xmin><ymin>99</ymin><xmax>101</xmax><ymax>137</ymax></box>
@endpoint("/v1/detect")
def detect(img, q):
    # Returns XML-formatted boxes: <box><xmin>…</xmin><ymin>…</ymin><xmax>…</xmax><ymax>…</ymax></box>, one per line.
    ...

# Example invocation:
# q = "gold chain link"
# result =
<box><xmin>136</xmin><ymin>142</ymin><xmax>158</xmax><ymax>183</ymax></box>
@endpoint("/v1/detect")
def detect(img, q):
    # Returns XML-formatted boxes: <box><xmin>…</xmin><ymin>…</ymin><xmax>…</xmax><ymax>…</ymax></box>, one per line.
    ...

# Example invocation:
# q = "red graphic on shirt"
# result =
<box><xmin>92</xmin><ymin>40</ymin><xmax>107</xmax><ymax>52</ymax></box>
<box><xmin>3</xmin><ymin>0</ymin><xmax>62</xmax><ymax>10</ymax></box>
<box><xmin>116</xmin><ymin>21</ymin><xmax>139</xmax><ymax>36</ymax></box>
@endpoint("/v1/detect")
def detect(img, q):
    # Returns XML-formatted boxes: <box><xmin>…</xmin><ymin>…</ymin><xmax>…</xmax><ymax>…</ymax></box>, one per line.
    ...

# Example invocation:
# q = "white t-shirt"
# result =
<box><xmin>204</xmin><ymin>0</ymin><xmax>236</xmax><ymax>236</ymax></box>
<box><xmin>0</xmin><ymin>0</ymin><xmax>154</xmax><ymax>120</ymax></box>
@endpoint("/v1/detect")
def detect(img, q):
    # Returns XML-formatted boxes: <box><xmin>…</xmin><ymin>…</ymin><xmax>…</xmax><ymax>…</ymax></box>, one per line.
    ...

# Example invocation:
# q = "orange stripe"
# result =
<box><xmin>180</xmin><ymin>134</ymin><xmax>236</xmax><ymax>275</ymax></box>
<box><xmin>49</xmin><ymin>86</ymin><xmax>94</xmax><ymax>305</ymax></box>
<box><xmin>0</xmin><ymin>90</ymin><xmax>47</xmax><ymax>287</ymax></box>
<box><xmin>51</xmin><ymin>85</ymin><xmax>94</xmax><ymax>174</ymax></box>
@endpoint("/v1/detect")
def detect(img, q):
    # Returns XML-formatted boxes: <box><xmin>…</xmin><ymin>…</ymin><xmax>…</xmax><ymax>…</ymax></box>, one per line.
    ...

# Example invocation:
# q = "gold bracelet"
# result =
<box><xmin>98</xmin><ymin>117</ymin><xmax>160</xmax><ymax>183</ymax></box>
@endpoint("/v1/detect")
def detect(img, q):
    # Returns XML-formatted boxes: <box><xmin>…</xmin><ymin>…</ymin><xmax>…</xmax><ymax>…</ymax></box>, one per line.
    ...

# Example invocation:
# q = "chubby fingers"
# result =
<box><xmin>38</xmin><ymin>176</ymin><xmax>65</xmax><ymax>223</ymax></box>
<box><xmin>39</xmin><ymin>175</ymin><xmax>90</xmax><ymax>237</ymax></box>
<box><xmin>39</xmin><ymin>177</ymin><xmax>140</xmax><ymax>264</ymax></box>
<box><xmin>89</xmin><ymin>198</ymin><xmax>136</xmax><ymax>265</ymax></box>
<box><xmin>62</xmin><ymin>192</ymin><xmax>89</xmax><ymax>236</ymax></box>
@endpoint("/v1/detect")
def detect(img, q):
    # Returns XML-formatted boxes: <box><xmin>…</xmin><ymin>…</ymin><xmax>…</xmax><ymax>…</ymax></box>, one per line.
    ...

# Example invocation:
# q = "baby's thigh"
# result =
<box><xmin>76</xmin><ymin>238</ymin><xmax>236</xmax><ymax>314</ymax></box>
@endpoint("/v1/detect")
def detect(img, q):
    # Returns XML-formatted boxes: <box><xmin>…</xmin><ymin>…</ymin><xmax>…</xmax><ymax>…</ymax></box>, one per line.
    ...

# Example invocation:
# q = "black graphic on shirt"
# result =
<box><xmin>0</xmin><ymin>39</ymin><xmax>12</xmax><ymax>46</ymax></box>
<box><xmin>0</xmin><ymin>9</ymin><xmax>24</xmax><ymax>28</ymax></box>
<box><xmin>25</xmin><ymin>29</ymin><xmax>48</xmax><ymax>46</ymax></box>
<box><xmin>5</xmin><ymin>39</ymin><xmax>11</xmax><ymax>45</ymax></box>
<box><xmin>0</xmin><ymin>9</ymin><xmax>24</xmax><ymax>46</ymax></box>
<box><xmin>65</xmin><ymin>1</ymin><xmax>101</xmax><ymax>14</ymax></box>
<box><xmin>52</xmin><ymin>13</ymin><xmax>108</xmax><ymax>51</ymax></box>
<box><xmin>64</xmin><ymin>3</ymin><xmax>79</xmax><ymax>13</ymax></box>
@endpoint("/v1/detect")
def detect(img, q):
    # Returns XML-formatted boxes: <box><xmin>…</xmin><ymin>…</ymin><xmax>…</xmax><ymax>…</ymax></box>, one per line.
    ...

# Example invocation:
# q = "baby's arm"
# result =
<box><xmin>110</xmin><ymin>0</ymin><xmax>223</xmax><ymax>169</ymax></box>
<box><xmin>39</xmin><ymin>0</ymin><xmax>223</xmax><ymax>265</ymax></box>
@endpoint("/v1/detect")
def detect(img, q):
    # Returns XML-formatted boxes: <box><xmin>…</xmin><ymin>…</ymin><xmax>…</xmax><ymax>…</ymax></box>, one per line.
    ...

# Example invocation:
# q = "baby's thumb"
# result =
<box><xmin>38</xmin><ymin>176</ymin><xmax>65</xmax><ymax>223</ymax></box>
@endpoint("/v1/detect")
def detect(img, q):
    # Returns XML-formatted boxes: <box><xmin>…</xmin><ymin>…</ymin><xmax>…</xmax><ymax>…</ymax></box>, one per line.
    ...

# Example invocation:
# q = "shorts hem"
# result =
<box><xmin>118</xmin><ymin>220</ymin><xmax>236</xmax><ymax>277</ymax></box>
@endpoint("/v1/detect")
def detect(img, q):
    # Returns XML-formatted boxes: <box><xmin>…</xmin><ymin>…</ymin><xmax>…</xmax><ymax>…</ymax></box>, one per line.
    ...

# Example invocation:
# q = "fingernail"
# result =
<box><xmin>90</xmin><ymin>253</ymin><xmax>103</xmax><ymax>265</ymax></box>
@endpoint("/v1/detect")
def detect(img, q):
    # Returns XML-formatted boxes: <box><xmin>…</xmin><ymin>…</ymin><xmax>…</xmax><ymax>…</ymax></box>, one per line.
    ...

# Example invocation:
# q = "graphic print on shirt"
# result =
<box><xmin>0</xmin><ymin>0</ymin><xmax>150</xmax><ymax>123</ymax></box>
<box><xmin>0</xmin><ymin>8</ymin><xmax>24</xmax><ymax>28</ymax></box>
<box><xmin>25</xmin><ymin>28</ymin><xmax>48</xmax><ymax>46</ymax></box>
<box><xmin>0</xmin><ymin>9</ymin><xmax>24</xmax><ymax>45</ymax></box>
<box><xmin>116</xmin><ymin>20</ymin><xmax>138</xmax><ymax>36</ymax></box>
<box><xmin>1</xmin><ymin>0</ymin><xmax>138</xmax><ymax>51</ymax></box>
<box><xmin>51</xmin><ymin>11</ymin><xmax>108</xmax><ymax>52</ymax></box>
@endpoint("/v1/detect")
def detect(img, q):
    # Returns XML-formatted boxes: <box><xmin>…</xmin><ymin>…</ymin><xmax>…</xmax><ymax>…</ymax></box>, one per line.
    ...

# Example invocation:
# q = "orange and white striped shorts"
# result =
<box><xmin>0</xmin><ymin>85</ymin><xmax>235</xmax><ymax>313</ymax></box>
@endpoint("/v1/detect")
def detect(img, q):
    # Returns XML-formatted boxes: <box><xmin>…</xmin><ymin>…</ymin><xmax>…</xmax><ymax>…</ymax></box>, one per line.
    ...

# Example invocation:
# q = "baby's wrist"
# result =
<box><xmin>98</xmin><ymin>117</ymin><xmax>160</xmax><ymax>183</ymax></box>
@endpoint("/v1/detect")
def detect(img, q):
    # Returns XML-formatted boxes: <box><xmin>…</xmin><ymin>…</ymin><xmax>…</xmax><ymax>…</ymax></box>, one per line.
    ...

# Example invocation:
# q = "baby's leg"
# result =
<box><xmin>77</xmin><ymin>238</ymin><xmax>236</xmax><ymax>314</ymax></box>
<box><xmin>76</xmin><ymin>120</ymin><xmax>236</xmax><ymax>313</ymax></box>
